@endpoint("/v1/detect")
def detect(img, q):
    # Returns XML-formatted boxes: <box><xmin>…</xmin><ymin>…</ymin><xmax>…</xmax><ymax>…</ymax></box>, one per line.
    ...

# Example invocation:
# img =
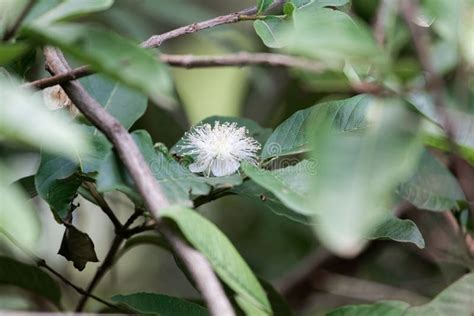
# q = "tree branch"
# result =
<box><xmin>84</xmin><ymin>182</ymin><xmax>122</xmax><ymax>232</ymax></box>
<box><xmin>23</xmin><ymin>52</ymin><xmax>325</xmax><ymax>90</ymax></box>
<box><xmin>44</xmin><ymin>47</ymin><xmax>234</xmax><ymax>316</ymax></box>
<box><xmin>140</xmin><ymin>0</ymin><xmax>286</xmax><ymax>48</ymax></box>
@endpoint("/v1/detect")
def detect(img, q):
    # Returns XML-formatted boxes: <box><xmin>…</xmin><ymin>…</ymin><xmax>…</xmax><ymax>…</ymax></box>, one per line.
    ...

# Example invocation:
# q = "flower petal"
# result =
<box><xmin>189</xmin><ymin>159</ymin><xmax>211</xmax><ymax>173</ymax></box>
<box><xmin>211</xmin><ymin>158</ymin><xmax>240</xmax><ymax>177</ymax></box>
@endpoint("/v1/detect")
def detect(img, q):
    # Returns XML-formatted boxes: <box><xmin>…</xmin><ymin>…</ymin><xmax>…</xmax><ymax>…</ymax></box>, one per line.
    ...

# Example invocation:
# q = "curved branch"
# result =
<box><xmin>44</xmin><ymin>47</ymin><xmax>234</xmax><ymax>316</ymax></box>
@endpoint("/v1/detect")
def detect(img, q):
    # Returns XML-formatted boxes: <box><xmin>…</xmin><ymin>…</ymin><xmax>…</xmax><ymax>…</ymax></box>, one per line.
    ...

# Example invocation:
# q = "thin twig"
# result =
<box><xmin>0</xmin><ymin>229</ymin><xmax>117</xmax><ymax>310</ymax></box>
<box><xmin>84</xmin><ymin>182</ymin><xmax>122</xmax><ymax>232</ymax></box>
<box><xmin>22</xmin><ymin>0</ymin><xmax>286</xmax><ymax>90</ymax></box>
<box><xmin>2</xmin><ymin>0</ymin><xmax>36</xmax><ymax>41</ymax></box>
<box><xmin>23</xmin><ymin>65</ymin><xmax>92</xmax><ymax>89</ymax></box>
<box><xmin>74</xmin><ymin>235</ymin><xmax>124</xmax><ymax>312</ymax></box>
<box><xmin>37</xmin><ymin>260</ymin><xmax>118</xmax><ymax>310</ymax></box>
<box><xmin>162</xmin><ymin>52</ymin><xmax>325</xmax><ymax>71</ymax></box>
<box><xmin>75</xmin><ymin>204</ymin><xmax>145</xmax><ymax>310</ymax></box>
<box><xmin>140</xmin><ymin>0</ymin><xmax>286</xmax><ymax>48</ymax></box>
<box><xmin>44</xmin><ymin>47</ymin><xmax>234</xmax><ymax>316</ymax></box>
<box><xmin>22</xmin><ymin>52</ymin><xmax>326</xmax><ymax>90</ymax></box>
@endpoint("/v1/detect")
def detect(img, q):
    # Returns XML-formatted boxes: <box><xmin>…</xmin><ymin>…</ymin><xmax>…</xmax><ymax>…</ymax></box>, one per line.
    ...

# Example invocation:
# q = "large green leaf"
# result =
<box><xmin>369</xmin><ymin>217</ymin><xmax>425</xmax><ymax>249</ymax></box>
<box><xmin>0</xmin><ymin>256</ymin><xmax>61</xmax><ymax>307</ymax></box>
<box><xmin>161</xmin><ymin>206</ymin><xmax>272</xmax><ymax>315</ymax></box>
<box><xmin>287</xmin><ymin>7</ymin><xmax>382</xmax><ymax>66</ymax></box>
<box><xmin>32</xmin><ymin>0</ymin><xmax>114</xmax><ymax>25</ymax></box>
<box><xmin>261</xmin><ymin>94</ymin><xmax>373</xmax><ymax>159</ymax></box>
<box><xmin>111</xmin><ymin>293</ymin><xmax>209</xmax><ymax>316</ymax></box>
<box><xmin>254</xmin><ymin>17</ymin><xmax>290</xmax><ymax>49</ymax></box>
<box><xmin>77</xmin><ymin>126</ymin><xmax>112</xmax><ymax>174</ymax></box>
<box><xmin>307</xmin><ymin>99</ymin><xmax>422</xmax><ymax>255</ymax></box>
<box><xmin>0</xmin><ymin>165</ymin><xmax>40</xmax><ymax>253</ymax></box>
<box><xmin>80</xmin><ymin>74</ymin><xmax>148</xmax><ymax>130</ymax></box>
<box><xmin>407</xmin><ymin>272</ymin><xmax>474</xmax><ymax>316</ymax></box>
<box><xmin>0</xmin><ymin>76</ymin><xmax>87</xmax><ymax>158</ymax></box>
<box><xmin>242</xmin><ymin>160</ymin><xmax>315</xmax><ymax>216</ymax></box>
<box><xmin>76</xmin><ymin>75</ymin><xmax>148</xmax><ymax>174</ymax></box>
<box><xmin>397</xmin><ymin>150</ymin><xmax>466</xmax><ymax>211</ymax></box>
<box><xmin>254</xmin><ymin>1</ymin><xmax>352</xmax><ymax>49</ymax></box>
<box><xmin>35</xmin><ymin>153</ymin><xmax>81</xmax><ymax>220</ymax></box>
<box><xmin>327</xmin><ymin>273</ymin><xmax>474</xmax><ymax>316</ymax></box>
<box><xmin>97</xmin><ymin>130</ymin><xmax>211</xmax><ymax>206</ymax></box>
<box><xmin>24</xmin><ymin>23</ymin><xmax>175</xmax><ymax>108</ymax></box>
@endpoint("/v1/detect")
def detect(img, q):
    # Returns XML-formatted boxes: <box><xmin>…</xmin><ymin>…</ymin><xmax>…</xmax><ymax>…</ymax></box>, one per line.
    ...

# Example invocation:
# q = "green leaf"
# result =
<box><xmin>328</xmin><ymin>273</ymin><xmax>474</xmax><ymax>316</ymax></box>
<box><xmin>257</xmin><ymin>0</ymin><xmax>274</xmax><ymax>14</ymax></box>
<box><xmin>254</xmin><ymin>17</ymin><xmax>289</xmax><ymax>48</ymax></box>
<box><xmin>24</xmin><ymin>23</ymin><xmax>175</xmax><ymax>108</ymax></box>
<box><xmin>78</xmin><ymin>126</ymin><xmax>112</xmax><ymax>174</ymax></box>
<box><xmin>76</xmin><ymin>75</ymin><xmax>148</xmax><ymax>174</ymax></box>
<box><xmin>35</xmin><ymin>153</ymin><xmax>81</xmax><ymax>220</ymax></box>
<box><xmin>32</xmin><ymin>0</ymin><xmax>114</xmax><ymax>25</ymax></box>
<box><xmin>231</xmin><ymin>180</ymin><xmax>309</xmax><ymax>224</ymax></box>
<box><xmin>172</xmin><ymin>115</ymin><xmax>271</xmax><ymax>156</ymax></box>
<box><xmin>0</xmin><ymin>165</ymin><xmax>40</xmax><ymax>253</ymax></box>
<box><xmin>262</xmin><ymin>94</ymin><xmax>373</xmax><ymax>159</ymax></box>
<box><xmin>369</xmin><ymin>217</ymin><xmax>425</xmax><ymax>249</ymax></box>
<box><xmin>111</xmin><ymin>292</ymin><xmax>209</xmax><ymax>316</ymax></box>
<box><xmin>242</xmin><ymin>160</ymin><xmax>316</xmax><ymax>216</ymax></box>
<box><xmin>0</xmin><ymin>256</ymin><xmax>62</xmax><ymax>307</ymax></box>
<box><xmin>397</xmin><ymin>150</ymin><xmax>466</xmax><ymax>211</ymax></box>
<box><xmin>407</xmin><ymin>92</ymin><xmax>474</xmax><ymax>150</ymax></box>
<box><xmin>0</xmin><ymin>43</ymin><xmax>29</xmax><ymax>65</ymax></box>
<box><xmin>58</xmin><ymin>224</ymin><xmax>98</xmax><ymax>271</ymax></box>
<box><xmin>161</xmin><ymin>206</ymin><xmax>272</xmax><ymax>315</ymax></box>
<box><xmin>406</xmin><ymin>272</ymin><xmax>474</xmax><ymax>316</ymax></box>
<box><xmin>0</xmin><ymin>76</ymin><xmax>88</xmax><ymax>158</ymax></box>
<box><xmin>97</xmin><ymin>130</ymin><xmax>211</xmax><ymax>206</ymax></box>
<box><xmin>80</xmin><ymin>74</ymin><xmax>148</xmax><ymax>130</ymax></box>
<box><xmin>307</xmin><ymin>99</ymin><xmax>422</xmax><ymax>255</ymax></box>
<box><xmin>287</xmin><ymin>7</ymin><xmax>382</xmax><ymax>66</ymax></box>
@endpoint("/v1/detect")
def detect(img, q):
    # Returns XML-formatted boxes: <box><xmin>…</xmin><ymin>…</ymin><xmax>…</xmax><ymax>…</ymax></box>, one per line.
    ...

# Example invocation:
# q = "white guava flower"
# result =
<box><xmin>179</xmin><ymin>121</ymin><xmax>261</xmax><ymax>177</ymax></box>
